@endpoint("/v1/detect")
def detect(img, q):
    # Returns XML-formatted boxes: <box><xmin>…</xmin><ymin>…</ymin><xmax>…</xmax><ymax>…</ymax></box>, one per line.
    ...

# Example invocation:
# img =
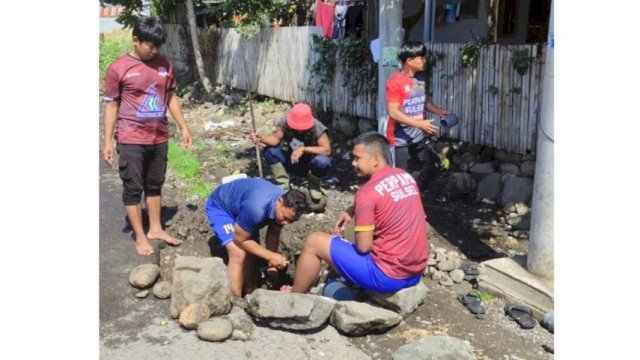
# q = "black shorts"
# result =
<box><xmin>117</xmin><ymin>142</ymin><xmax>168</xmax><ymax>205</ymax></box>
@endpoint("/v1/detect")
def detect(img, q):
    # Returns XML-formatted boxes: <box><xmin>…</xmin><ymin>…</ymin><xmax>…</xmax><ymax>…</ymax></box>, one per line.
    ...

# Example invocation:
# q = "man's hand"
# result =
<box><xmin>268</xmin><ymin>252</ymin><xmax>288</xmax><ymax>270</ymax></box>
<box><xmin>181</xmin><ymin>128</ymin><xmax>193</xmax><ymax>149</ymax></box>
<box><xmin>291</xmin><ymin>147</ymin><xmax>305</xmax><ymax>164</ymax></box>
<box><xmin>245</xmin><ymin>132</ymin><xmax>262</xmax><ymax>144</ymax></box>
<box><xmin>103</xmin><ymin>141</ymin><xmax>114</xmax><ymax>167</ymax></box>
<box><xmin>332</xmin><ymin>211</ymin><xmax>352</xmax><ymax>235</ymax></box>
<box><xmin>419</xmin><ymin>119</ymin><xmax>439</xmax><ymax>135</ymax></box>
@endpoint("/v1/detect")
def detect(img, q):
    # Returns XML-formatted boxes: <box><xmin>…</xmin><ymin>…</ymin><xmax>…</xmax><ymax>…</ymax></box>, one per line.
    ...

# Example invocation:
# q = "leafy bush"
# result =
<box><xmin>99</xmin><ymin>30</ymin><xmax>132</xmax><ymax>84</ymax></box>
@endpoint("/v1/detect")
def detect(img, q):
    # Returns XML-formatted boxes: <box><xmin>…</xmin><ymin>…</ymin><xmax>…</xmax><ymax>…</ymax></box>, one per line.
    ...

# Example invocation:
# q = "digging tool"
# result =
<box><xmin>240</xmin><ymin>38</ymin><xmax>264</xmax><ymax>178</ymax></box>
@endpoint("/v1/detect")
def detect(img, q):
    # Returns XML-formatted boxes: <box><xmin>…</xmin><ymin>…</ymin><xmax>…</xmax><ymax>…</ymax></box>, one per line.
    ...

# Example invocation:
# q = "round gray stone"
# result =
<box><xmin>152</xmin><ymin>280</ymin><xmax>172</xmax><ymax>299</ymax></box>
<box><xmin>450</xmin><ymin>269</ymin><xmax>465</xmax><ymax>283</ymax></box>
<box><xmin>438</xmin><ymin>276</ymin><xmax>453</xmax><ymax>287</ymax></box>
<box><xmin>128</xmin><ymin>264</ymin><xmax>160</xmax><ymax>289</ymax></box>
<box><xmin>197</xmin><ymin>318</ymin><xmax>233</xmax><ymax>342</ymax></box>
<box><xmin>437</xmin><ymin>260</ymin><xmax>456</xmax><ymax>272</ymax></box>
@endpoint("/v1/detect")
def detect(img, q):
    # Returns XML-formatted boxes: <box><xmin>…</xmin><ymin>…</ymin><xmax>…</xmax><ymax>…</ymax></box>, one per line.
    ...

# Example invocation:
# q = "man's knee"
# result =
<box><xmin>310</xmin><ymin>155</ymin><xmax>331</xmax><ymax>177</ymax></box>
<box><xmin>303</xmin><ymin>232</ymin><xmax>331</xmax><ymax>253</ymax></box>
<box><xmin>227</xmin><ymin>243</ymin><xmax>247</xmax><ymax>263</ymax></box>
<box><xmin>264</xmin><ymin>147</ymin><xmax>286</xmax><ymax>165</ymax></box>
<box><xmin>122</xmin><ymin>181</ymin><xmax>144</xmax><ymax>205</ymax></box>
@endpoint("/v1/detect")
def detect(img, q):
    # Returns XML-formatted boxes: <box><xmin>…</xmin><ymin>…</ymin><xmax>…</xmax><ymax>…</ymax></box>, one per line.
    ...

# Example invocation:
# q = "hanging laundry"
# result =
<box><xmin>346</xmin><ymin>4</ymin><xmax>363</xmax><ymax>38</ymax></box>
<box><xmin>315</xmin><ymin>0</ymin><xmax>335</xmax><ymax>38</ymax></box>
<box><xmin>333</xmin><ymin>3</ymin><xmax>348</xmax><ymax>39</ymax></box>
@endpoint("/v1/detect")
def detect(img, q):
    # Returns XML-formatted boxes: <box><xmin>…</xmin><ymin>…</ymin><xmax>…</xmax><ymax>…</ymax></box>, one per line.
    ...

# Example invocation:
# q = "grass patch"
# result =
<box><xmin>168</xmin><ymin>140</ymin><xmax>201</xmax><ymax>179</ymax></box>
<box><xmin>99</xmin><ymin>29</ymin><xmax>132</xmax><ymax>83</ymax></box>
<box><xmin>189</xmin><ymin>181</ymin><xmax>215</xmax><ymax>199</ymax></box>
<box><xmin>475</xmin><ymin>291</ymin><xmax>496</xmax><ymax>302</ymax></box>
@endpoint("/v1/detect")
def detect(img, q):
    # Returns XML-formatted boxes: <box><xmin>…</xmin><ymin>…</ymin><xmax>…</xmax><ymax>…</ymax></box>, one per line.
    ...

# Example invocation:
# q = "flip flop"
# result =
<box><xmin>504</xmin><ymin>304</ymin><xmax>537</xmax><ymax>329</ymax></box>
<box><xmin>457</xmin><ymin>291</ymin><xmax>486</xmax><ymax>315</ymax></box>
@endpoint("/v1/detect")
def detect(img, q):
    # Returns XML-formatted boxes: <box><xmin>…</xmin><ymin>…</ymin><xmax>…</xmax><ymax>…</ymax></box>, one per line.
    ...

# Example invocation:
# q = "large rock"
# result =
<box><xmin>179</xmin><ymin>303</ymin><xmax>212</xmax><ymax>329</ymax></box>
<box><xmin>170</xmin><ymin>256</ymin><xmax>232</xmax><ymax>319</ymax></box>
<box><xmin>499</xmin><ymin>162</ymin><xmax>520</xmax><ymax>176</ymax></box>
<box><xmin>222</xmin><ymin>306</ymin><xmax>255</xmax><ymax>341</ymax></box>
<box><xmin>368</xmin><ymin>280</ymin><xmax>429</xmax><ymax>317</ymax></box>
<box><xmin>197</xmin><ymin>317</ymin><xmax>233</xmax><ymax>342</ymax></box>
<box><xmin>392</xmin><ymin>335</ymin><xmax>476</xmax><ymax>360</ymax></box>
<box><xmin>446</xmin><ymin>172</ymin><xmax>478</xmax><ymax>198</ymax></box>
<box><xmin>333</xmin><ymin>114</ymin><xmax>358</xmax><ymax>137</ymax></box>
<box><xmin>246</xmin><ymin>289</ymin><xmax>336</xmax><ymax>331</ymax></box>
<box><xmin>477</xmin><ymin>172</ymin><xmax>503</xmax><ymax>201</ymax></box>
<box><xmin>520</xmin><ymin>160</ymin><xmax>536</xmax><ymax>178</ymax></box>
<box><xmin>500</xmin><ymin>177</ymin><xmax>534</xmax><ymax>207</ymax></box>
<box><xmin>469</xmin><ymin>162</ymin><xmax>495</xmax><ymax>180</ymax></box>
<box><xmin>330</xmin><ymin>301</ymin><xmax>402</xmax><ymax>336</ymax></box>
<box><xmin>493</xmin><ymin>149</ymin><xmax>522</xmax><ymax>163</ymax></box>
<box><xmin>358</xmin><ymin>118</ymin><xmax>375</xmax><ymax>134</ymax></box>
<box><xmin>128</xmin><ymin>264</ymin><xmax>160</xmax><ymax>289</ymax></box>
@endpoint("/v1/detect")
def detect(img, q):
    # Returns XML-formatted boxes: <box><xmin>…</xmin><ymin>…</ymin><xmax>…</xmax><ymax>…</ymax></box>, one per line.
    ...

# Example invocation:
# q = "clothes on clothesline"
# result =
<box><xmin>315</xmin><ymin>0</ymin><xmax>335</xmax><ymax>37</ymax></box>
<box><xmin>315</xmin><ymin>0</ymin><xmax>365</xmax><ymax>39</ymax></box>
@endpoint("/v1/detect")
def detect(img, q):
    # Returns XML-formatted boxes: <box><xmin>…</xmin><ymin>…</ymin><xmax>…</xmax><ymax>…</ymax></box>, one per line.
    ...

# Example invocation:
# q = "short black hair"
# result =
<box><xmin>133</xmin><ymin>16</ymin><xmax>167</xmax><ymax>47</ymax></box>
<box><xmin>353</xmin><ymin>132</ymin><xmax>391</xmax><ymax>165</ymax></box>
<box><xmin>282</xmin><ymin>189</ymin><xmax>310</xmax><ymax>219</ymax></box>
<box><xmin>397</xmin><ymin>41</ymin><xmax>427</xmax><ymax>63</ymax></box>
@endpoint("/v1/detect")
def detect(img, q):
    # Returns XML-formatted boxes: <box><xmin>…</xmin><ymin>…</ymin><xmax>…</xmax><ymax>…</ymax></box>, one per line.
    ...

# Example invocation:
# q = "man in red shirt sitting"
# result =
<box><xmin>292</xmin><ymin>132</ymin><xmax>428</xmax><ymax>294</ymax></box>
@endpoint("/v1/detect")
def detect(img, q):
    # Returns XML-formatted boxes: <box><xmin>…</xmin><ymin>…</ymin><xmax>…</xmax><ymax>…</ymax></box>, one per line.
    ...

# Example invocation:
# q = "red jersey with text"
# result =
<box><xmin>353</xmin><ymin>165</ymin><xmax>428</xmax><ymax>278</ymax></box>
<box><xmin>385</xmin><ymin>72</ymin><xmax>426</xmax><ymax>147</ymax></box>
<box><xmin>103</xmin><ymin>54</ymin><xmax>176</xmax><ymax>145</ymax></box>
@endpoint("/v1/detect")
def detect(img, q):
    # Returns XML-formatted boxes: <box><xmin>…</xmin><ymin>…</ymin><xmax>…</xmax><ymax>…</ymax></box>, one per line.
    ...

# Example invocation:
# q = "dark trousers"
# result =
<box><xmin>263</xmin><ymin>146</ymin><xmax>331</xmax><ymax>178</ymax></box>
<box><xmin>117</xmin><ymin>143</ymin><xmax>168</xmax><ymax>205</ymax></box>
<box><xmin>393</xmin><ymin>142</ymin><xmax>436</xmax><ymax>186</ymax></box>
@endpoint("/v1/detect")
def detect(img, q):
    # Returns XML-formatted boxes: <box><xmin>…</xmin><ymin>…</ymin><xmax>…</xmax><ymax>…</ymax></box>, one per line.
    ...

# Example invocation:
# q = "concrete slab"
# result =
<box><xmin>477</xmin><ymin>256</ymin><xmax>554</xmax><ymax>320</ymax></box>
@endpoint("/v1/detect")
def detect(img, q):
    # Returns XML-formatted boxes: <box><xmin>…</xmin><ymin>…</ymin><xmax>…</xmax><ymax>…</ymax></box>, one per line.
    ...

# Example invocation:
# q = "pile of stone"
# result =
<box><xmin>438</xmin><ymin>141</ymin><xmax>535</xmax><ymax>214</ymax></box>
<box><xmin>128</xmin><ymin>255</ymin><xmax>432</xmax><ymax>342</ymax></box>
<box><xmin>424</xmin><ymin>248</ymin><xmax>485</xmax><ymax>287</ymax></box>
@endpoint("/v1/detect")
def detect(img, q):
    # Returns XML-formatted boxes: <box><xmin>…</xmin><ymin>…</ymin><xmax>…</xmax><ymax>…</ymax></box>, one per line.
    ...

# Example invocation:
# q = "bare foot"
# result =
<box><xmin>147</xmin><ymin>229</ymin><xmax>183</xmax><ymax>246</ymax></box>
<box><xmin>135</xmin><ymin>237</ymin><xmax>155</xmax><ymax>256</ymax></box>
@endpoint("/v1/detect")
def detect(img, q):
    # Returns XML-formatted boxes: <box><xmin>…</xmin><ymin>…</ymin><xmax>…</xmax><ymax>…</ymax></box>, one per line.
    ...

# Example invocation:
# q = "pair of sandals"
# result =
<box><xmin>457</xmin><ymin>291</ymin><xmax>537</xmax><ymax>329</ymax></box>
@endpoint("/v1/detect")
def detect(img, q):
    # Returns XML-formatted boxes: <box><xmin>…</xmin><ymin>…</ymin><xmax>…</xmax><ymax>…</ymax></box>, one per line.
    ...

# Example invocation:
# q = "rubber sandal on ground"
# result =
<box><xmin>504</xmin><ymin>304</ymin><xmax>537</xmax><ymax>329</ymax></box>
<box><xmin>280</xmin><ymin>285</ymin><xmax>293</xmax><ymax>293</ymax></box>
<box><xmin>457</xmin><ymin>291</ymin><xmax>486</xmax><ymax>315</ymax></box>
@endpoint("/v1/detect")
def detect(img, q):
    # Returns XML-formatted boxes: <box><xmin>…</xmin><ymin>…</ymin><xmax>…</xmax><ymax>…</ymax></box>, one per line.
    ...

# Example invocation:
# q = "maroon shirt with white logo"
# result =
<box><xmin>103</xmin><ymin>54</ymin><xmax>176</xmax><ymax>144</ymax></box>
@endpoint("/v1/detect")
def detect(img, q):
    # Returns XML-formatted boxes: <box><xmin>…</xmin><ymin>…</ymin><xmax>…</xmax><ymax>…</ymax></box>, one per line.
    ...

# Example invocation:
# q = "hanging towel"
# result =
<box><xmin>333</xmin><ymin>4</ymin><xmax>348</xmax><ymax>38</ymax></box>
<box><xmin>315</xmin><ymin>0</ymin><xmax>335</xmax><ymax>38</ymax></box>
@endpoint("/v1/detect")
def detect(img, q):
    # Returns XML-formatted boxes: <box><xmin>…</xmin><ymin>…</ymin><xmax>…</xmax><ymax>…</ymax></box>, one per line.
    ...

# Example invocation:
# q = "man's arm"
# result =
<box><xmin>388</xmin><ymin>102</ymin><xmax>438</xmax><ymax>135</ymax></box>
<box><xmin>232</xmin><ymin>224</ymin><xmax>287</xmax><ymax>269</ymax></box>
<box><xmin>291</xmin><ymin>131</ymin><xmax>332</xmax><ymax>164</ymax></box>
<box><xmin>167</xmin><ymin>92</ymin><xmax>192</xmax><ymax>149</ymax></box>
<box><xmin>249</xmin><ymin>127</ymin><xmax>284</xmax><ymax>147</ymax></box>
<box><xmin>354</xmin><ymin>230</ymin><xmax>374</xmax><ymax>254</ymax></box>
<box><xmin>425</xmin><ymin>98</ymin><xmax>450</xmax><ymax>118</ymax></box>
<box><xmin>102</xmin><ymin>101</ymin><xmax>119</xmax><ymax>166</ymax></box>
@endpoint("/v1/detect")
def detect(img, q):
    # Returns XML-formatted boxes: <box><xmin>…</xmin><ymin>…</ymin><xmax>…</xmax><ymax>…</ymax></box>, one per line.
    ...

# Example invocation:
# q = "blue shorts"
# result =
<box><xmin>205</xmin><ymin>204</ymin><xmax>259</xmax><ymax>247</ymax></box>
<box><xmin>329</xmin><ymin>235</ymin><xmax>421</xmax><ymax>293</ymax></box>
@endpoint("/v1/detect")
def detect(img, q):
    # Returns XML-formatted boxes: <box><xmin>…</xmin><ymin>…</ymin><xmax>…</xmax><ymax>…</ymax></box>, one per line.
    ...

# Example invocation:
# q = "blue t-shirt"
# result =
<box><xmin>206</xmin><ymin>178</ymin><xmax>285</xmax><ymax>233</ymax></box>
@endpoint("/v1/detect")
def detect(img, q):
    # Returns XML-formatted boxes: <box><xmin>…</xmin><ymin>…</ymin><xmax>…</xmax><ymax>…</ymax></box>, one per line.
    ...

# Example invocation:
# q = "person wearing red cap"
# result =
<box><xmin>248</xmin><ymin>103</ymin><xmax>332</xmax><ymax>212</ymax></box>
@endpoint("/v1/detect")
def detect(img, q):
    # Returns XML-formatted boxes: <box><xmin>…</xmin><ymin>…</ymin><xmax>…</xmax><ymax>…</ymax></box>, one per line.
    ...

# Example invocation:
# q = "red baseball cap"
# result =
<box><xmin>286</xmin><ymin>103</ymin><xmax>314</xmax><ymax>131</ymax></box>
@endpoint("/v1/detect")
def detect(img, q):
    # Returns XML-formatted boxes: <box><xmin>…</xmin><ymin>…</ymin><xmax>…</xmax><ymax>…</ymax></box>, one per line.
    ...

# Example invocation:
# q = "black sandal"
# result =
<box><xmin>504</xmin><ymin>304</ymin><xmax>537</xmax><ymax>329</ymax></box>
<box><xmin>457</xmin><ymin>291</ymin><xmax>486</xmax><ymax>315</ymax></box>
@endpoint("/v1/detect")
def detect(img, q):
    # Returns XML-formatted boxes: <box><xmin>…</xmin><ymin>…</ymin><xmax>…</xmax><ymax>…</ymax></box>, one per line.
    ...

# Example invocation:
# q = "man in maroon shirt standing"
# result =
<box><xmin>102</xmin><ymin>16</ymin><xmax>192</xmax><ymax>256</ymax></box>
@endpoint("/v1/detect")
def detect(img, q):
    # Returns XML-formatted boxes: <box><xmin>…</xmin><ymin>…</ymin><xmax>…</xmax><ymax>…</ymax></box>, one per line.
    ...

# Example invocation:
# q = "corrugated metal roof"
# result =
<box><xmin>99</xmin><ymin>6</ymin><xmax>124</xmax><ymax>18</ymax></box>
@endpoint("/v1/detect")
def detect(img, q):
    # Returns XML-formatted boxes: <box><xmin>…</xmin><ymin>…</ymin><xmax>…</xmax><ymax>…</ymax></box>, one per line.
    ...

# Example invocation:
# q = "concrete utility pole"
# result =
<box><xmin>377</xmin><ymin>0</ymin><xmax>403</xmax><ymax>135</ymax></box>
<box><xmin>527</xmin><ymin>1</ymin><xmax>554</xmax><ymax>278</ymax></box>
<box><xmin>423</xmin><ymin>0</ymin><xmax>434</xmax><ymax>43</ymax></box>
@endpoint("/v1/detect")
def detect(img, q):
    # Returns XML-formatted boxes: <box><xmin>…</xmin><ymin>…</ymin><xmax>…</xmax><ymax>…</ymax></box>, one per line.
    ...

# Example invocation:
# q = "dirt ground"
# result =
<box><xmin>115</xmin><ymin>82</ymin><xmax>553</xmax><ymax>359</ymax></box>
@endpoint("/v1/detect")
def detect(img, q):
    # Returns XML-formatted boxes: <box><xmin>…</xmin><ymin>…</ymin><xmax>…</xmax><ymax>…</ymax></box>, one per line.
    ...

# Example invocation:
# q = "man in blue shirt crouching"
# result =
<box><xmin>206</xmin><ymin>178</ymin><xmax>309</xmax><ymax>296</ymax></box>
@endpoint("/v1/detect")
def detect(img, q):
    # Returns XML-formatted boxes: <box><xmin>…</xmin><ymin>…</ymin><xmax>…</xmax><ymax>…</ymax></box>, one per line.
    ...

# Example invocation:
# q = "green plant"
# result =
<box><xmin>460</xmin><ymin>37</ymin><xmax>489</xmax><ymax>68</ymax></box>
<box><xmin>475</xmin><ymin>291</ymin><xmax>496</xmax><ymax>302</ymax></box>
<box><xmin>189</xmin><ymin>181</ymin><xmax>215</xmax><ymax>199</ymax></box>
<box><xmin>309</xmin><ymin>34</ymin><xmax>337</xmax><ymax>95</ymax></box>
<box><xmin>99</xmin><ymin>29</ymin><xmax>132</xmax><ymax>83</ymax></box>
<box><xmin>488</xmin><ymin>85</ymin><xmax>499</xmax><ymax>96</ymax></box>
<box><xmin>512</xmin><ymin>48</ymin><xmax>534</xmax><ymax>76</ymax></box>
<box><xmin>336</xmin><ymin>37</ymin><xmax>378</xmax><ymax>96</ymax></box>
<box><xmin>168</xmin><ymin>140</ymin><xmax>201</xmax><ymax>179</ymax></box>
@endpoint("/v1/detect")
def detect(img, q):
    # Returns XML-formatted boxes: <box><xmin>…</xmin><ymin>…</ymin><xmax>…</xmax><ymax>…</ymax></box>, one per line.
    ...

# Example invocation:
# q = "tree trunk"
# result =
<box><xmin>185</xmin><ymin>0</ymin><xmax>213</xmax><ymax>93</ymax></box>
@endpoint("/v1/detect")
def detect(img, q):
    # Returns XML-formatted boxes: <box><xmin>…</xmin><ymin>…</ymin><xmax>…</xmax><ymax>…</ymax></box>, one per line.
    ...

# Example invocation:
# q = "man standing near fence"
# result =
<box><xmin>385</xmin><ymin>41</ymin><xmax>450</xmax><ymax>187</ymax></box>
